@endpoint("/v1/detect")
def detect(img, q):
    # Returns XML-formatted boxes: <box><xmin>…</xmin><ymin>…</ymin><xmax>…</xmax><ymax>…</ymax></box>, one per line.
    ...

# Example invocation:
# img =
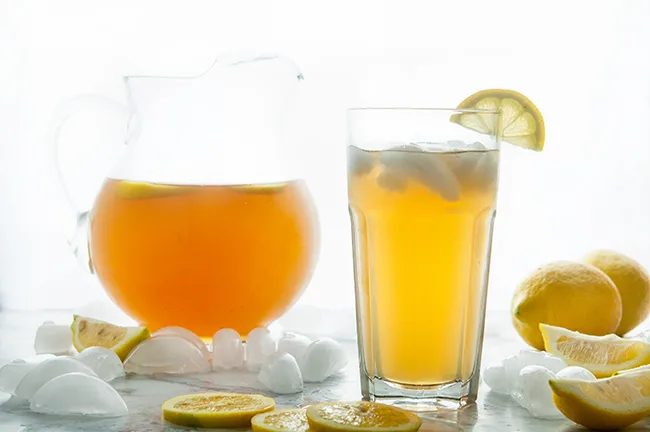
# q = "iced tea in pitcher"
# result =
<box><xmin>90</xmin><ymin>179</ymin><xmax>318</xmax><ymax>337</ymax></box>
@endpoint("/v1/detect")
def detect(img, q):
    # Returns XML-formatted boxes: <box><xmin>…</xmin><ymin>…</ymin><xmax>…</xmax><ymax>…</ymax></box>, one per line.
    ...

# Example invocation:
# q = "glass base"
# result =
<box><xmin>361</xmin><ymin>374</ymin><xmax>479</xmax><ymax>413</ymax></box>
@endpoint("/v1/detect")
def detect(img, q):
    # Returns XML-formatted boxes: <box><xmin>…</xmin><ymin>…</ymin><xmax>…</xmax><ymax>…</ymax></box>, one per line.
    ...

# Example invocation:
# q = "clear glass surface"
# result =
<box><xmin>347</xmin><ymin>108</ymin><xmax>500</xmax><ymax>411</ymax></box>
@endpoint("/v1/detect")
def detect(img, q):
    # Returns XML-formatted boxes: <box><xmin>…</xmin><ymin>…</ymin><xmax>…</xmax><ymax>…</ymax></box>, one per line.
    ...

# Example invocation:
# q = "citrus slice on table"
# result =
<box><xmin>450</xmin><ymin>89</ymin><xmax>545</xmax><ymax>151</ymax></box>
<box><xmin>550</xmin><ymin>368</ymin><xmax>650</xmax><ymax>430</ymax></box>
<box><xmin>540</xmin><ymin>323</ymin><xmax>650</xmax><ymax>377</ymax></box>
<box><xmin>252</xmin><ymin>408</ymin><xmax>310</xmax><ymax>432</ymax></box>
<box><xmin>71</xmin><ymin>315</ymin><xmax>150</xmax><ymax>361</ymax></box>
<box><xmin>306</xmin><ymin>401</ymin><xmax>422</xmax><ymax>432</ymax></box>
<box><xmin>162</xmin><ymin>392</ymin><xmax>275</xmax><ymax>428</ymax></box>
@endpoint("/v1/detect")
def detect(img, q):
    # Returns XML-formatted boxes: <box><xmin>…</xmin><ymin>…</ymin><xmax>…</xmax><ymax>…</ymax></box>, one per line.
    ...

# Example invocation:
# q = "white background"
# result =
<box><xmin>1</xmin><ymin>1</ymin><xmax>649</xmax><ymax>337</ymax></box>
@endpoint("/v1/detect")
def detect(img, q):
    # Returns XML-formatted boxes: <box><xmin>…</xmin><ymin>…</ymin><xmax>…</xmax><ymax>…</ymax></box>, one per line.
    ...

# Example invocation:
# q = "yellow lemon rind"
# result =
<box><xmin>450</xmin><ymin>88</ymin><xmax>545</xmax><ymax>151</ymax></box>
<box><xmin>252</xmin><ymin>408</ymin><xmax>310</xmax><ymax>432</ymax></box>
<box><xmin>71</xmin><ymin>315</ymin><xmax>150</xmax><ymax>361</ymax></box>
<box><xmin>162</xmin><ymin>392</ymin><xmax>275</xmax><ymax>429</ymax></box>
<box><xmin>540</xmin><ymin>323</ymin><xmax>650</xmax><ymax>378</ymax></box>
<box><xmin>550</xmin><ymin>371</ymin><xmax>650</xmax><ymax>430</ymax></box>
<box><xmin>306</xmin><ymin>401</ymin><xmax>422</xmax><ymax>432</ymax></box>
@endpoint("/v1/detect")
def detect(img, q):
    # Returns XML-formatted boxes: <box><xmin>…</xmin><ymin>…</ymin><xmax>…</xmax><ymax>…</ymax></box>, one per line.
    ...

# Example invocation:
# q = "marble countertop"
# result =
<box><xmin>1</xmin><ymin>310</ymin><xmax>649</xmax><ymax>431</ymax></box>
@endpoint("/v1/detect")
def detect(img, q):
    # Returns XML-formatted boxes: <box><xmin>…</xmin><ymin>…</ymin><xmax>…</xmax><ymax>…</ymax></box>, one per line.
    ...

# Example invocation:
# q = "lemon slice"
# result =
<box><xmin>540</xmin><ymin>324</ymin><xmax>650</xmax><ymax>377</ymax></box>
<box><xmin>162</xmin><ymin>392</ymin><xmax>275</xmax><ymax>428</ymax></box>
<box><xmin>550</xmin><ymin>368</ymin><xmax>650</xmax><ymax>430</ymax></box>
<box><xmin>252</xmin><ymin>408</ymin><xmax>310</xmax><ymax>432</ymax></box>
<box><xmin>306</xmin><ymin>401</ymin><xmax>422</xmax><ymax>432</ymax></box>
<box><xmin>71</xmin><ymin>315</ymin><xmax>150</xmax><ymax>361</ymax></box>
<box><xmin>114</xmin><ymin>180</ymin><xmax>190</xmax><ymax>200</ymax></box>
<box><xmin>450</xmin><ymin>89</ymin><xmax>545</xmax><ymax>151</ymax></box>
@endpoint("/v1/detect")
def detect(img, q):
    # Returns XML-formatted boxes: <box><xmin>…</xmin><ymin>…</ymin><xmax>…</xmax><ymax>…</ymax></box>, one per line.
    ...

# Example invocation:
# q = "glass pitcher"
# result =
<box><xmin>50</xmin><ymin>55</ymin><xmax>320</xmax><ymax>338</ymax></box>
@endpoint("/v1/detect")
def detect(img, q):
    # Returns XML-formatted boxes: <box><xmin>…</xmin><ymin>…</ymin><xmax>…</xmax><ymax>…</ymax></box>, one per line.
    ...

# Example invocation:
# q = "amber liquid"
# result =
<box><xmin>348</xmin><ymin>146</ymin><xmax>498</xmax><ymax>385</ymax></box>
<box><xmin>90</xmin><ymin>179</ymin><xmax>319</xmax><ymax>338</ymax></box>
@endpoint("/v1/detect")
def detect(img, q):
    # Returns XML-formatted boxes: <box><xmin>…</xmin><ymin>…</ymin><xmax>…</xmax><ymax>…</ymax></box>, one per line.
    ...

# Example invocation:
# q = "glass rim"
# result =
<box><xmin>348</xmin><ymin>107</ymin><xmax>499</xmax><ymax>114</ymax></box>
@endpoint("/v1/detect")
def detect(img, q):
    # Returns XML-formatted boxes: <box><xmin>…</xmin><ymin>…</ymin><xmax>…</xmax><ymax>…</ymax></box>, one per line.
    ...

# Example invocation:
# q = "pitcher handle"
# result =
<box><xmin>46</xmin><ymin>94</ymin><xmax>131</xmax><ymax>271</ymax></box>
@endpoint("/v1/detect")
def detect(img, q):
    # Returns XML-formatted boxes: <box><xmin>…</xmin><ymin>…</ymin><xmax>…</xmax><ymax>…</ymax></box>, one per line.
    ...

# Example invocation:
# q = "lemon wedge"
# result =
<box><xmin>450</xmin><ymin>89</ymin><xmax>545</xmax><ymax>151</ymax></box>
<box><xmin>71</xmin><ymin>315</ymin><xmax>150</xmax><ymax>361</ymax></box>
<box><xmin>550</xmin><ymin>368</ymin><xmax>650</xmax><ymax>430</ymax></box>
<box><xmin>252</xmin><ymin>408</ymin><xmax>310</xmax><ymax>432</ymax></box>
<box><xmin>306</xmin><ymin>401</ymin><xmax>422</xmax><ymax>432</ymax></box>
<box><xmin>162</xmin><ymin>392</ymin><xmax>275</xmax><ymax>428</ymax></box>
<box><xmin>540</xmin><ymin>323</ymin><xmax>650</xmax><ymax>377</ymax></box>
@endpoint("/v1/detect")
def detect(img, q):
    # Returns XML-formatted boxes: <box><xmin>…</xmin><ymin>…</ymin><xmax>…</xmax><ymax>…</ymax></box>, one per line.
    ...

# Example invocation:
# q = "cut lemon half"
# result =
<box><xmin>71</xmin><ymin>315</ymin><xmax>150</xmax><ymax>361</ymax></box>
<box><xmin>550</xmin><ymin>368</ymin><xmax>650</xmax><ymax>430</ymax></box>
<box><xmin>162</xmin><ymin>392</ymin><xmax>275</xmax><ymax>429</ymax></box>
<box><xmin>306</xmin><ymin>401</ymin><xmax>422</xmax><ymax>432</ymax></box>
<box><xmin>450</xmin><ymin>89</ymin><xmax>545</xmax><ymax>151</ymax></box>
<box><xmin>252</xmin><ymin>408</ymin><xmax>310</xmax><ymax>432</ymax></box>
<box><xmin>540</xmin><ymin>323</ymin><xmax>650</xmax><ymax>377</ymax></box>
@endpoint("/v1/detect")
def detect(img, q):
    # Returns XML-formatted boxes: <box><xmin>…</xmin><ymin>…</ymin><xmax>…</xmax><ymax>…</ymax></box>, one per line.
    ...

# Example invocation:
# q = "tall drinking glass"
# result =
<box><xmin>347</xmin><ymin>108</ymin><xmax>500</xmax><ymax>411</ymax></box>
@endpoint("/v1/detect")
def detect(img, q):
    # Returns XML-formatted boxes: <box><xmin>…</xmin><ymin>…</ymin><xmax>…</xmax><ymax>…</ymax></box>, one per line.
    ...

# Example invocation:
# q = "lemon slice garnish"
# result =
<box><xmin>306</xmin><ymin>401</ymin><xmax>422</xmax><ymax>432</ymax></box>
<box><xmin>162</xmin><ymin>392</ymin><xmax>275</xmax><ymax>428</ymax></box>
<box><xmin>252</xmin><ymin>408</ymin><xmax>310</xmax><ymax>432</ymax></box>
<box><xmin>450</xmin><ymin>89</ymin><xmax>545</xmax><ymax>151</ymax></box>
<box><xmin>550</xmin><ymin>368</ymin><xmax>650</xmax><ymax>430</ymax></box>
<box><xmin>71</xmin><ymin>315</ymin><xmax>150</xmax><ymax>361</ymax></box>
<box><xmin>540</xmin><ymin>324</ymin><xmax>650</xmax><ymax>378</ymax></box>
<box><xmin>114</xmin><ymin>180</ymin><xmax>189</xmax><ymax>200</ymax></box>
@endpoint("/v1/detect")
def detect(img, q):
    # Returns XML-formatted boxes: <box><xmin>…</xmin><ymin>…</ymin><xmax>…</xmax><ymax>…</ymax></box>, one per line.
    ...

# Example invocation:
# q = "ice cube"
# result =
<box><xmin>212</xmin><ymin>328</ymin><xmax>244</xmax><ymax>370</ymax></box>
<box><xmin>14</xmin><ymin>357</ymin><xmax>97</xmax><ymax>401</ymax></box>
<box><xmin>299</xmin><ymin>338</ymin><xmax>347</xmax><ymax>382</ymax></box>
<box><xmin>503</xmin><ymin>349</ymin><xmax>567</xmax><ymax>387</ymax></box>
<box><xmin>246</xmin><ymin>328</ymin><xmax>276</xmax><ymax>371</ymax></box>
<box><xmin>483</xmin><ymin>362</ymin><xmax>509</xmax><ymax>394</ymax></box>
<box><xmin>257</xmin><ymin>353</ymin><xmax>303</xmax><ymax>394</ymax></box>
<box><xmin>123</xmin><ymin>335</ymin><xmax>210</xmax><ymax>375</ymax></box>
<box><xmin>152</xmin><ymin>326</ymin><xmax>209</xmax><ymax>359</ymax></box>
<box><xmin>348</xmin><ymin>146</ymin><xmax>375</xmax><ymax>177</ymax></box>
<box><xmin>30</xmin><ymin>372</ymin><xmax>127</xmax><ymax>417</ymax></box>
<box><xmin>34</xmin><ymin>322</ymin><xmax>73</xmax><ymax>355</ymax></box>
<box><xmin>277</xmin><ymin>332</ymin><xmax>311</xmax><ymax>360</ymax></box>
<box><xmin>376</xmin><ymin>170</ymin><xmax>408</xmax><ymax>193</ymax></box>
<box><xmin>630</xmin><ymin>329</ymin><xmax>650</xmax><ymax>342</ymax></box>
<box><xmin>510</xmin><ymin>365</ymin><xmax>563</xmax><ymax>419</ymax></box>
<box><xmin>556</xmin><ymin>366</ymin><xmax>597</xmax><ymax>381</ymax></box>
<box><xmin>379</xmin><ymin>150</ymin><xmax>460</xmax><ymax>201</ymax></box>
<box><xmin>76</xmin><ymin>347</ymin><xmax>125</xmax><ymax>382</ymax></box>
<box><xmin>0</xmin><ymin>355</ymin><xmax>55</xmax><ymax>394</ymax></box>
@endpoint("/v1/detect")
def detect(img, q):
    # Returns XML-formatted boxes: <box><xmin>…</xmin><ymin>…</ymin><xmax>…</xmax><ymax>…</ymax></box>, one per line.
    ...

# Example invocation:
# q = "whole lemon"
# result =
<box><xmin>583</xmin><ymin>250</ymin><xmax>650</xmax><ymax>336</ymax></box>
<box><xmin>511</xmin><ymin>261</ymin><xmax>622</xmax><ymax>350</ymax></box>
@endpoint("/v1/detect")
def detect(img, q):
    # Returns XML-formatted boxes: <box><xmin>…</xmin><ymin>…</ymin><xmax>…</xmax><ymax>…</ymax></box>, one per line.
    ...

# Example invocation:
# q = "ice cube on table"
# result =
<box><xmin>0</xmin><ymin>355</ymin><xmax>55</xmax><ymax>394</ymax></box>
<box><xmin>483</xmin><ymin>362</ymin><xmax>509</xmax><ymax>394</ymax></box>
<box><xmin>76</xmin><ymin>347</ymin><xmax>125</xmax><ymax>382</ymax></box>
<box><xmin>510</xmin><ymin>365</ymin><xmax>563</xmax><ymax>419</ymax></box>
<box><xmin>152</xmin><ymin>326</ymin><xmax>209</xmax><ymax>359</ymax></box>
<box><xmin>212</xmin><ymin>329</ymin><xmax>244</xmax><ymax>370</ymax></box>
<box><xmin>556</xmin><ymin>366</ymin><xmax>597</xmax><ymax>381</ymax></box>
<box><xmin>14</xmin><ymin>357</ymin><xmax>97</xmax><ymax>401</ymax></box>
<box><xmin>34</xmin><ymin>322</ymin><xmax>73</xmax><ymax>355</ymax></box>
<box><xmin>123</xmin><ymin>335</ymin><xmax>210</xmax><ymax>375</ymax></box>
<box><xmin>246</xmin><ymin>328</ymin><xmax>276</xmax><ymax>371</ymax></box>
<box><xmin>258</xmin><ymin>353</ymin><xmax>303</xmax><ymax>394</ymax></box>
<box><xmin>299</xmin><ymin>338</ymin><xmax>347</xmax><ymax>382</ymax></box>
<box><xmin>277</xmin><ymin>333</ymin><xmax>311</xmax><ymax>361</ymax></box>
<box><xmin>630</xmin><ymin>329</ymin><xmax>650</xmax><ymax>342</ymax></box>
<box><xmin>503</xmin><ymin>349</ymin><xmax>567</xmax><ymax>387</ymax></box>
<box><xmin>30</xmin><ymin>372</ymin><xmax>127</xmax><ymax>417</ymax></box>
